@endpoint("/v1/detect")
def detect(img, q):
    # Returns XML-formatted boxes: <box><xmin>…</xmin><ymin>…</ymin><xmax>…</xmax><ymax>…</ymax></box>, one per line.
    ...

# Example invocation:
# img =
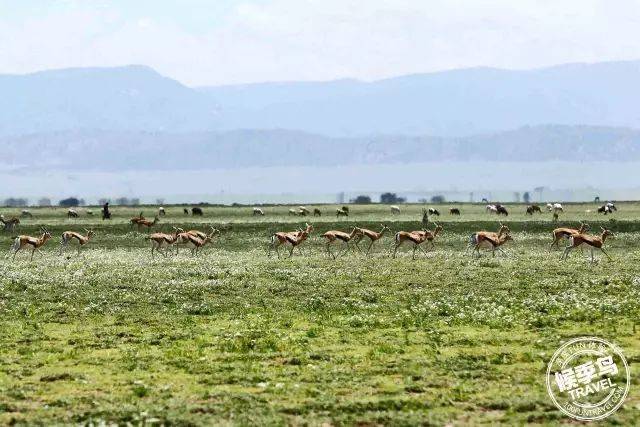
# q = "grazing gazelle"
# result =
<box><xmin>269</xmin><ymin>223</ymin><xmax>313</xmax><ymax>258</ymax></box>
<box><xmin>353</xmin><ymin>224</ymin><xmax>391</xmax><ymax>255</ymax></box>
<box><xmin>471</xmin><ymin>232</ymin><xmax>513</xmax><ymax>258</ymax></box>
<box><xmin>0</xmin><ymin>215</ymin><xmax>20</xmax><ymax>232</ymax></box>
<box><xmin>137</xmin><ymin>216</ymin><xmax>160</xmax><ymax>232</ymax></box>
<box><xmin>561</xmin><ymin>227</ymin><xmax>614</xmax><ymax>262</ymax></box>
<box><xmin>59</xmin><ymin>229</ymin><xmax>95</xmax><ymax>255</ymax></box>
<box><xmin>550</xmin><ymin>222</ymin><xmax>589</xmax><ymax>250</ymax></box>
<box><xmin>9</xmin><ymin>227</ymin><xmax>52</xmax><ymax>261</ymax></box>
<box><xmin>392</xmin><ymin>230</ymin><xmax>430</xmax><ymax>260</ymax></box>
<box><xmin>147</xmin><ymin>228</ymin><xmax>183</xmax><ymax>258</ymax></box>
<box><xmin>322</xmin><ymin>227</ymin><xmax>363</xmax><ymax>259</ymax></box>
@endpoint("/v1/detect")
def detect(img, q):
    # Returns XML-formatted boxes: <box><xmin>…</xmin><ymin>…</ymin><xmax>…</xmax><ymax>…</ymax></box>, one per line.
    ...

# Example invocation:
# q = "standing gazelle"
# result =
<box><xmin>59</xmin><ymin>229</ymin><xmax>95</xmax><ymax>255</ymax></box>
<box><xmin>392</xmin><ymin>230</ymin><xmax>430</xmax><ymax>260</ymax></box>
<box><xmin>470</xmin><ymin>233</ymin><xmax>513</xmax><ymax>258</ymax></box>
<box><xmin>465</xmin><ymin>223</ymin><xmax>510</xmax><ymax>253</ymax></box>
<box><xmin>10</xmin><ymin>228</ymin><xmax>52</xmax><ymax>261</ymax></box>
<box><xmin>322</xmin><ymin>227</ymin><xmax>363</xmax><ymax>259</ymax></box>
<box><xmin>269</xmin><ymin>223</ymin><xmax>313</xmax><ymax>258</ymax></box>
<box><xmin>414</xmin><ymin>223</ymin><xmax>443</xmax><ymax>250</ymax></box>
<box><xmin>354</xmin><ymin>224</ymin><xmax>391</xmax><ymax>255</ymax></box>
<box><xmin>561</xmin><ymin>227</ymin><xmax>614</xmax><ymax>262</ymax></box>
<box><xmin>147</xmin><ymin>228</ymin><xmax>182</xmax><ymax>258</ymax></box>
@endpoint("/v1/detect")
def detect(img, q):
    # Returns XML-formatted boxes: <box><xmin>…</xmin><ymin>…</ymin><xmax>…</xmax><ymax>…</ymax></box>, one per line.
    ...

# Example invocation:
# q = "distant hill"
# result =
<box><xmin>4</xmin><ymin>125</ymin><xmax>640</xmax><ymax>171</ymax></box>
<box><xmin>2</xmin><ymin>61</ymin><xmax>640</xmax><ymax>137</ymax></box>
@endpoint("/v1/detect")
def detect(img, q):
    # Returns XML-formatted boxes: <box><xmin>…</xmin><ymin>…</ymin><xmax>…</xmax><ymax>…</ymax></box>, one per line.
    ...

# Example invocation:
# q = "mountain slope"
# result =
<box><xmin>1</xmin><ymin>61</ymin><xmax>640</xmax><ymax>137</ymax></box>
<box><xmin>3</xmin><ymin>125</ymin><xmax>640</xmax><ymax>171</ymax></box>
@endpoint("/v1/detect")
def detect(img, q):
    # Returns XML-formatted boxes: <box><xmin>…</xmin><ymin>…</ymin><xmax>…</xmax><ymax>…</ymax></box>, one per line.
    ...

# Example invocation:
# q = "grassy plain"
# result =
<box><xmin>0</xmin><ymin>202</ymin><xmax>639</xmax><ymax>425</ymax></box>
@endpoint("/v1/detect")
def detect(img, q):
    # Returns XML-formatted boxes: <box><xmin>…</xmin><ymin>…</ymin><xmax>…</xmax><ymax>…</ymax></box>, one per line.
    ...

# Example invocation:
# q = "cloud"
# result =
<box><xmin>0</xmin><ymin>0</ymin><xmax>639</xmax><ymax>85</ymax></box>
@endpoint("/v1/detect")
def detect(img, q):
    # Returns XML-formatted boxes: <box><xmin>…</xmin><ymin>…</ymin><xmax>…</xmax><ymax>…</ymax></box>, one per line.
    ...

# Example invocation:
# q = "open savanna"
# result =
<box><xmin>0</xmin><ymin>202</ymin><xmax>639</xmax><ymax>425</ymax></box>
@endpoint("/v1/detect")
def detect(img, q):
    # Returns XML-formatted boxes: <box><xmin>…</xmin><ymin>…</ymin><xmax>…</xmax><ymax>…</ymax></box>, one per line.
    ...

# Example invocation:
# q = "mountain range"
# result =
<box><xmin>1</xmin><ymin>60</ymin><xmax>640</xmax><ymax>138</ymax></box>
<box><xmin>2</xmin><ymin>61</ymin><xmax>640</xmax><ymax>170</ymax></box>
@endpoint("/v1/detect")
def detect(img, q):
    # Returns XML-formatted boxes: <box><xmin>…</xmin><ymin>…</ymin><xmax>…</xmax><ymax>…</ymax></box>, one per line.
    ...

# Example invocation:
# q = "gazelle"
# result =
<box><xmin>353</xmin><ymin>224</ymin><xmax>391</xmax><ymax>255</ymax></box>
<box><xmin>0</xmin><ymin>215</ymin><xmax>20</xmax><ymax>232</ymax></box>
<box><xmin>59</xmin><ymin>229</ymin><xmax>95</xmax><ymax>255</ymax></box>
<box><xmin>281</xmin><ymin>226</ymin><xmax>312</xmax><ymax>258</ymax></box>
<box><xmin>137</xmin><ymin>216</ymin><xmax>159</xmax><ymax>231</ymax></box>
<box><xmin>413</xmin><ymin>223</ymin><xmax>443</xmax><ymax>250</ymax></box>
<box><xmin>561</xmin><ymin>227</ymin><xmax>614</xmax><ymax>262</ymax></box>
<box><xmin>9</xmin><ymin>227</ymin><xmax>52</xmax><ymax>261</ymax></box>
<box><xmin>175</xmin><ymin>227</ymin><xmax>218</xmax><ymax>254</ymax></box>
<box><xmin>322</xmin><ymin>227</ymin><xmax>363</xmax><ymax>259</ymax></box>
<box><xmin>392</xmin><ymin>230</ymin><xmax>430</xmax><ymax>260</ymax></box>
<box><xmin>147</xmin><ymin>228</ymin><xmax>183</xmax><ymax>257</ymax></box>
<box><xmin>269</xmin><ymin>223</ymin><xmax>313</xmax><ymax>258</ymax></box>
<box><xmin>129</xmin><ymin>212</ymin><xmax>145</xmax><ymax>227</ymax></box>
<box><xmin>471</xmin><ymin>233</ymin><xmax>513</xmax><ymax>258</ymax></box>
<box><xmin>550</xmin><ymin>222</ymin><xmax>589</xmax><ymax>250</ymax></box>
<box><xmin>465</xmin><ymin>223</ymin><xmax>510</xmax><ymax>253</ymax></box>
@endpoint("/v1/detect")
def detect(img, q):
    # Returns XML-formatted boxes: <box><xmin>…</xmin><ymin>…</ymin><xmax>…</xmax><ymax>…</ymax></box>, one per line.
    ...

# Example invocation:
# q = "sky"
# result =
<box><xmin>0</xmin><ymin>0</ymin><xmax>639</xmax><ymax>86</ymax></box>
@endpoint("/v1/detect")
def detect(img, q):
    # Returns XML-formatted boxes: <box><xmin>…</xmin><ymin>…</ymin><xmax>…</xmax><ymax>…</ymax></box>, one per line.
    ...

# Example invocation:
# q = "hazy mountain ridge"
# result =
<box><xmin>4</xmin><ymin>125</ymin><xmax>640</xmax><ymax>171</ymax></box>
<box><xmin>2</xmin><ymin>61</ymin><xmax>640</xmax><ymax>137</ymax></box>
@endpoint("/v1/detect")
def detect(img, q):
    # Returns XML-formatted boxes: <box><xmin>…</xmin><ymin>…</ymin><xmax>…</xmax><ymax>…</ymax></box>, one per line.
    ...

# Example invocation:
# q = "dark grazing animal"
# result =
<box><xmin>526</xmin><ymin>204</ymin><xmax>541</xmax><ymax>215</ymax></box>
<box><xmin>191</xmin><ymin>207</ymin><xmax>203</xmax><ymax>216</ymax></box>
<box><xmin>449</xmin><ymin>208</ymin><xmax>460</xmax><ymax>215</ymax></box>
<box><xmin>495</xmin><ymin>204</ymin><xmax>508</xmax><ymax>216</ymax></box>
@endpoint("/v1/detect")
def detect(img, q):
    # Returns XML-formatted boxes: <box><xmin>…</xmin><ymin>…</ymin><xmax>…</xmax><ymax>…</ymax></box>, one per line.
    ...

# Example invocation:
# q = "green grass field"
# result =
<box><xmin>0</xmin><ymin>203</ymin><xmax>639</xmax><ymax>425</ymax></box>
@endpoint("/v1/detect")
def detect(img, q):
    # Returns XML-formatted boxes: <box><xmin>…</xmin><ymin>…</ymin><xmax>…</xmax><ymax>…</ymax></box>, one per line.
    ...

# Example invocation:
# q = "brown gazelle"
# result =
<box><xmin>10</xmin><ymin>227</ymin><xmax>52</xmax><ymax>261</ymax></box>
<box><xmin>470</xmin><ymin>232</ymin><xmax>513</xmax><ymax>257</ymax></box>
<box><xmin>465</xmin><ymin>223</ymin><xmax>510</xmax><ymax>253</ymax></box>
<box><xmin>175</xmin><ymin>226</ymin><xmax>219</xmax><ymax>254</ymax></box>
<box><xmin>176</xmin><ymin>228</ymin><xmax>217</xmax><ymax>256</ymax></box>
<box><xmin>392</xmin><ymin>230</ymin><xmax>431</xmax><ymax>260</ymax></box>
<box><xmin>354</xmin><ymin>224</ymin><xmax>391</xmax><ymax>255</ymax></box>
<box><xmin>269</xmin><ymin>223</ymin><xmax>313</xmax><ymax>257</ymax></box>
<box><xmin>550</xmin><ymin>222</ymin><xmax>589</xmax><ymax>250</ymax></box>
<box><xmin>414</xmin><ymin>223</ymin><xmax>443</xmax><ymax>250</ymax></box>
<box><xmin>130</xmin><ymin>212</ymin><xmax>145</xmax><ymax>228</ymax></box>
<box><xmin>59</xmin><ymin>229</ymin><xmax>95</xmax><ymax>255</ymax></box>
<box><xmin>561</xmin><ymin>227</ymin><xmax>614</xmax><ymax>262</ymax></box>
<box><xmin>322</xmin><ymin>227</ymin><xmax>363</xmax><ymax>259</ymax></box>
<box><xmin>137</xmin><ymin>216</ymin><xmax>159</xmax><ymax>231</ymax></box>
<box><xmin>146</xmin><ymin>227</ymin><xmax>183</xmax><ymax>258</ymax></box>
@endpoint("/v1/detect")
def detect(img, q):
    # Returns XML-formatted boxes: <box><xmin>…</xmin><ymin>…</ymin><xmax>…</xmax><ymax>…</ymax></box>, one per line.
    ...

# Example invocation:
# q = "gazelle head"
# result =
<box><xmin>40</xmin><ymin>227</ymin><xmax>52</xmax><ymax>239</ymax></box>
<box><xmin>84</xmin><ymin>229</ymin><xmax>95</xmax><ymax>238</ymax></box>
<box><xmin>433</xmin><ymin>222</ymin><xmax>443</xmax><ymax>234</ymax></box>
<box><xmin>501</xmin><ymin>233</ymin><xmax>513</xmax><ymax>243</ymax></box>
<box><xmin>498</xmin><ymin>222</ymin><xmax>510</xmax><ymax>235</ymax></box>
<box><xmin>579</xmin><ymin>221</ymin><xmax>590</xmax><ymax>233</ymax></box>
<box><xmin>380</xmin><ymin>224</ymin><xmax>391</xmax><ymax>233</ymax></box>
<box><xmin>600</xmin><ymin>227</ymin><xmax>615</xmax><ymax>239</ymax></box>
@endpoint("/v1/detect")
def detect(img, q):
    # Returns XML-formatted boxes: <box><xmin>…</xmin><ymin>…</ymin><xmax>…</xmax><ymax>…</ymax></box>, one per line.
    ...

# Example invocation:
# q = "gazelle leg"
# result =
<box><xmin>600</xmin><ymin>248</ymin><xmax>612</xmax><ymax>261</ymax></box>
<box><xmin>366</xmin><ymin>240</ymin><xmax>374</xmax><ymax>255</ymax></box>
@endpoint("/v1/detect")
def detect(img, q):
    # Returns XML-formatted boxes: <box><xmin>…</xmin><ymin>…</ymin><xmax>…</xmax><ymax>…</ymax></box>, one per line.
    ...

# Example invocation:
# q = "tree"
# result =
<box><xmin>380</xmin><ymin>193</ymin><xmax>406</xmax><ymax>204</ymax></box>
<box><xmin>351</xmin><ymin>195</ymin><xmax>372</xmax><ymax>204</ymax></box>
<box><xmin>430</xmin><ymin>195</ymin><xmax>445</xmax><ymax>203</ymax></box>
<box><xmin>523</xmin><ymin>192</ymin><xmax>531</xmax><ymax>204</ymax></box>
<box><xmin>4</xmin><ymin>198</ymin><xmax>28</xmax><ymax>207</ymax></box>
<box><xmin>59</xmin><ymin>197</ymin><xmax>80</xmax><ymax>207</ymax></box>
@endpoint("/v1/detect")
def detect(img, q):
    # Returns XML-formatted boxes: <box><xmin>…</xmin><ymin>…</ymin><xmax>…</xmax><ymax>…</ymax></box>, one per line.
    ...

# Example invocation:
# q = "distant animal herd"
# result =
<box><xmin>1</xmin><ymin>201</ymin><xmax>619</xmax><ymax>263</ymax></box>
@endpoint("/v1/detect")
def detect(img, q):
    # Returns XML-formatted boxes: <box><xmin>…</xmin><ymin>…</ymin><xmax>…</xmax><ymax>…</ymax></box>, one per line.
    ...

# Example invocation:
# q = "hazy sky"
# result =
<box><xmin>1</xmin><ymin>0</ymin><xmax>639</xmax><ymax>86</ymax></box>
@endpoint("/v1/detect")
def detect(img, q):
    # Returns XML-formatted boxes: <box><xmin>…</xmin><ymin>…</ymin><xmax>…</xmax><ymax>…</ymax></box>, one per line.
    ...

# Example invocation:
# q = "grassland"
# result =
<box><xmin>0</xmin><ymin>202</ymin><xmax>639</xmax><ymax>425</ymax></box>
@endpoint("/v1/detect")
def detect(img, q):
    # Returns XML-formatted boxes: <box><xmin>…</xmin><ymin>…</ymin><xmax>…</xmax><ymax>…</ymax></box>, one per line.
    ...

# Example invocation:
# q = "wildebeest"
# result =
<box><xmin>428</xmin><ymin>208</ymin><xmax>440</xmax><ymax>216</ymax></box>
<box><xmin>313</xmin><ymin>208</ymin><xmax>322</xmax><ymax>217</ymax></box>
<box><xmin>597</xmin><ymin>202</ymin><xmax>617</xmax><ymax>215</ymax></box>
<box><xmin>191</xmin><ymin>207</ymin><xmax>203</xmax><ymax>216</ymax></box>
<box><xmin>526</xmin><ymin>204</ymin><xmax>542</xmax><ymax>215</ymax></box>
<box><xmin>449</xmin><ymin>208</ymin><xmax>460</xmax><ymax>215</ymax></box>
<box><xmin>495</xmin><ymin>204</ymin><xmax>508</xmax><ymax>216</ymax></box>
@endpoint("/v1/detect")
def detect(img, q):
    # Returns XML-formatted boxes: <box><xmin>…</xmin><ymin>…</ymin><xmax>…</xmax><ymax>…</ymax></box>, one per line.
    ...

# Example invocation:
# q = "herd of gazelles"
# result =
<box><xmin>4</xmin><ymin>211</ymin><xmax>614</xmax><ymax>262</ymax></box>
